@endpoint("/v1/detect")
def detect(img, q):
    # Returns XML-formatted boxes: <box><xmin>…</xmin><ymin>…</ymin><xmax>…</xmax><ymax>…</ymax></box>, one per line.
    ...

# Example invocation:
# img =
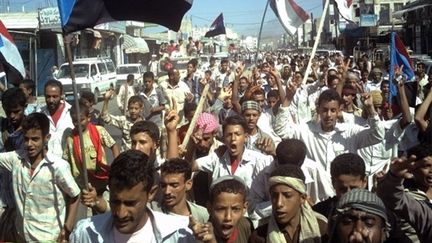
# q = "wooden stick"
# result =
<box><xmin>301</xmin><ymin>0</ymin><xmax>331</xmax><ymax>85</ymax></box>
<box><xmin>181</xmin><ymin>84</ymin><xmax>210</xmax><ymax>148</ymax></box>
<box><xmin>64</xmin><ymin>35</ymin><xmax>89</xmax><ymax>189</ymax></box>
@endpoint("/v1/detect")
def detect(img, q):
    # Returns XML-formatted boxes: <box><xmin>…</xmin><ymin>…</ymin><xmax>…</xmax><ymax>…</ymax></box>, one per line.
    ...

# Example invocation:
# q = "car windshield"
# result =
<box><xmin>57</xmin><ymin>64</ymin><xmax>89</xmax><ymax>78</ymax></box>
<box><xmin>117</xmin><ymin>66</ymin><xmax>139</xmax><ymax>74</ymax></box>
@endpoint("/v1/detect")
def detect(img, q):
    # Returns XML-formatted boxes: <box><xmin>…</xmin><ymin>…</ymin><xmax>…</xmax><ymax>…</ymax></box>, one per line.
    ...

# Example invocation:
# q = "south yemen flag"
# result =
<box><xmin>57</xmin><ymin>0</ymin><xmax>193</xmax><ymax>33</ymax></box>
<box><xmin>205</xmin><ymin>13</ymin><xmax>226</xmax><ymax>38</ymax></box>
<box><xmin>0</xmin><ymin>20</ymin><xmax>25</xmax><ymax>86</ymax></box>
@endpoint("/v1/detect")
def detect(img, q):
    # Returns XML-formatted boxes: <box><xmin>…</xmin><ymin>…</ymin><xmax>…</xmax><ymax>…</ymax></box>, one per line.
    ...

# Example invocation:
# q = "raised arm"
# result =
<box><xmin>231</xmin><ymin>63</ymin><xmax>245</xmax><ymax>113</ymax></box>
<box><xmin>396</xmin><ymin>71</ymin><xmax>412</xmax><ymax>129</ymax></box>
<box><xmin>415</xmin><ymin>88</ymin><xmax>432</xmax><ymax>132</ymax></box>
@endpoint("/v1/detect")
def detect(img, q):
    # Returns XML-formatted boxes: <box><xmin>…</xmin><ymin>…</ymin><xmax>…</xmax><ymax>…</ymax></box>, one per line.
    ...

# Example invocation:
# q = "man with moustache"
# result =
<box><xmin>70</xmin><ymin>150</ymin><xmax>195</xmax><ymax>242</ymax></box>
<box><xmin>40</xmin><ymin>79</ymin><xmax>73</xmax><ymax>158</ymax></box>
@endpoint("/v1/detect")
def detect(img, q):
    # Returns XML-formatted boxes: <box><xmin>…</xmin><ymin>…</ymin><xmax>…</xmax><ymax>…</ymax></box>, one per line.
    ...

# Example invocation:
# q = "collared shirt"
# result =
<box><xmin>195</xmin><ymin>148</ymin><xmax>273</xmax><ymax>189</ymax></box>
<box><xmin>102</xmin><ymin>113</ymin><xmax>141</xmax><ymax>151</ymax></box>
<box><xmin>0</xmin><ymin>150</ymin><xmax>80</xmax><ymax>241</ymax></box>
<box><xmin>159</xmin><ymin>80</ymin><xmax>192</xmax><ymax>122</ymax></box>
<box><xmin>274</xmin><ymin>106</ymin><xmax>385</xmax><ymax>172</ymax></box>
<box><xmin>63</xmin><ymin>125</ymin><xmax>116</xmax><ymax>190</ymax></box>
<box><xmin>152</xmin><ymin>200</ymin><xmax>210</xmax><ymax>226</ymax></box>
<box><xmin>357</xmin><ymin>118</ymin><xmax>405</xmax><ymax>189</ymax></box>
<box><xmin>41</xmin><ymin>101</ymin><xmax>74</xmax><ymax>158</ymax></box>
<box><xmin>245</xmin><ymin>127</ymin><xmax>273</xmax><ymax>152</ymax></box>
<box><xmin>116</xmin><ymin>84</ymin><xmax>136</xmax><ymax>111</ymax></box>
<box><xmin>70</xmin><ymin>208</ymin><xmax>196</xmax><ymax>243</ymax></box>
<box><xmin>140</xmin><ymin>86</ymin><xmax>167</xmax><ymax>127</ymax></box>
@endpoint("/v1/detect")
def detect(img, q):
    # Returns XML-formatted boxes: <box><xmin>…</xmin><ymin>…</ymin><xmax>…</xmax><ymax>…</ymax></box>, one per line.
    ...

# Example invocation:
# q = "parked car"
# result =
<box><xmin>116</xmin><ymin>63</ymin><xmax>146</xmax><ymax>92</ymax></box>
<box><xmin>57</xmin><ymin>57</ymin><xmax>117</xmax><ymax>101</ymax></box>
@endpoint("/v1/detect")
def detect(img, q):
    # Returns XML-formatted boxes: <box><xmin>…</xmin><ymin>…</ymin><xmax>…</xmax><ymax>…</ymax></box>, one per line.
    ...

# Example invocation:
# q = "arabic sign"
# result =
<box><xmin>39</xmin><ymin>7</ymin><xmax>61</xmax><ymax>29</ymax></box>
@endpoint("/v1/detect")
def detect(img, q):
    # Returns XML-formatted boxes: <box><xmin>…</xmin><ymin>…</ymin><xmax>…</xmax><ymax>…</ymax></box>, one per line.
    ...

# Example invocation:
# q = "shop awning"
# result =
<box><xmin>393</xmin><ymin>3</ymin><xmax>432</xmax><ymax>19</ymax></box>
<box><xmin>122</xmin><ymin>34</ymin><xmax>149</xmax><ymax>54</ymax></box>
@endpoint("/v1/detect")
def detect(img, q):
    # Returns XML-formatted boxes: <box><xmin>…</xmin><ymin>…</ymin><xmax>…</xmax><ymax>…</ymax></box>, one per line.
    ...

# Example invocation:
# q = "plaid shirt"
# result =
<box><xmin>102</xmin><ymin>113</ymin><xmax>143</xmax><ymax>151</ymax></box>
<box><xmin>0</xmin><ymin>150</ymin><xmax>80</xmax><ymax>241</ymax></box>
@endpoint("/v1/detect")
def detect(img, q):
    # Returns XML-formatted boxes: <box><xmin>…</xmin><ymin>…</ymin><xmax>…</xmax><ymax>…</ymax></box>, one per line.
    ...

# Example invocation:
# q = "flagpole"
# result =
<box><xmin>64</xmin><ymin>34</ymin><xmax>89</xmax><ymax>190</ymax></box>
<box><xmin>301</xmin><ymin>0</ymin><xmax>330</xmax><ymax>85</ymax></box>
<box><xmin>255</xmin><ymin>0</ymin><xmax>270</xmax><ymax>64</ymax></box>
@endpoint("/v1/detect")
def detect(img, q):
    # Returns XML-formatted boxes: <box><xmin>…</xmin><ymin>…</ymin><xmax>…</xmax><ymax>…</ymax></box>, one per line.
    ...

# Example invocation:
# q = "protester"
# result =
<box><xmin>102</xmin><ymin>89</ymin><xmax>144</xmax><ymax>151</ymax></box>
<box><xmin>140</xmin><ymin>71</ymin><xmax>166</xmax><ymax>128</ymax></box>
<box><xmin>117</xmin><ymin>74</ymin><xmax>136</xmax><ymax>114</ymax></box>
<box><xmin>40</xmin><ymin>79</ymin><xmax>74</xmax><ymax>158</ymax></box>
<box><xmin>19</xmin><ymin>79</ymin><xmax>42</xmax><ymax>115</ymax></box>
<box><xmin>275</xmin><ymin>88</ymin><xmax>385</xmax><ymax>172</ymax></box>
<box><xmin>189</xmin><ymin>175</ymin><xmax>252</xmax><ymax>242</ymax></box>
<box><xmin>0</xmin><ymin>113</ymin><xmax>80</xmax><ymax>242</ymax></box>
<box><xmin>249</xmin><ymin>164</ymin><xmax>327</xmax><ymax>242</ymax></box>
<box><xmin>80</xmin><ymin>90</ymin><xmax>104</xmax><ymax>126</ymax></box>
<box><xmin>155</xmin><ymin>158</ymin><xmax>209</xmax><ymax>226</ymax></box>
<box><xmin>328</xmin><ymin>188</ymin><xmax>389</xmax><ymax>243</ymax></box>
<box><xmin>63</xmin><ymin>102</ymin><xmax>119</xmax><ymax>209</ymax></box>
<box><xmin>313</xmin><ymin>153</ymin><xmax>367</xmax><ymax>219</ymax></box>
<box><xmin>70</xmin><ymin>150</ymin><xmax>195</xmax><ymax>242</ymax></box>
<box><xmin>377</xmin><ymin>153</ymin><xmax>432</xmax><ymax>242</ymax></box>
<box><xmin>0</xmin><ymin>87</ymin><xmax>27</xmax><ymax>241</ymax></box>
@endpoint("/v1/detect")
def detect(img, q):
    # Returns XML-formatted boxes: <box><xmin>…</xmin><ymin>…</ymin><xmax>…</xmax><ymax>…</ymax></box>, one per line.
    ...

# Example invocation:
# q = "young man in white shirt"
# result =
<box><xmin>275</xmin><ymin>88</ymin><xmax>385</xmax><ymax>172</ymax></box>
<box><xmin>165</xmin><ymin>110</ymin><xmax>273</xmax><ymax>190</ymax></box>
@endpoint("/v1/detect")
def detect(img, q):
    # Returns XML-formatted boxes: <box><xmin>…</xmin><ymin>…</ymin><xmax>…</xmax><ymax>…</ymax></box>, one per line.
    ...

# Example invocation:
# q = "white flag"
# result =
<box><xmin>270</xmin><ymin>0</ymin><xmax>309</xmax><ymax>35</ymax></box>
<box><xmin>335</xmin><ymin>0</ymin><xmax>353</xmax><ymax>22</ymax></box>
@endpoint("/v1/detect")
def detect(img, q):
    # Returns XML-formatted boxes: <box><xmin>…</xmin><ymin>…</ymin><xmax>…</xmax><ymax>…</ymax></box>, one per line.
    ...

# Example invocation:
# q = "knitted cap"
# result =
<box><xmin>241</xmin><ymin>100</ymin><xmax>261</xmax><ymax>113</ymax></box>
<box><xmin>336</xmin><ymin>188</ymin><xmax>387</xmax><ymax>223</ymax></box>
<box><xmin>196</xmin><ymin>112</ymin><xmax>219</xmax><ymax>134</ymax></box>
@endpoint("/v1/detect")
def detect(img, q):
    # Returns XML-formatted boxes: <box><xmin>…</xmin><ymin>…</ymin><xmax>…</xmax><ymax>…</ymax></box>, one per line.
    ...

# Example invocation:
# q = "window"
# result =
<box><xmin>97</xmin><ymin>63</ymin><xmax>108</xmax><ymax>74</ymax></box>
<box><xmin>106</xmin><ymin>61</ymin><xmax>116</xmax><ymax>73</ymax></box>
<box><xmin>379</xmin><ymin>4</ymin><xmax>390</xmax><ymax>25</ymax></box>
<box><xmin>394</xmin><ymin>3</ymin><xmax>404</xmax><ymax>12</ymax></box>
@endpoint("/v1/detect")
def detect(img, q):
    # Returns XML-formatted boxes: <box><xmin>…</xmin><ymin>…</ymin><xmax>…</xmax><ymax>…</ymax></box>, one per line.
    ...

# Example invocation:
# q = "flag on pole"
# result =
<box><xmin>0</xmin><ymin>20</ymin><xmax>25</xmax><ymax>86</ymax></box>
<box><xmin>270</xmin><ymin>0</ymin><xmax>309</xmax><ymax>35</ymax></box>
<box><xmin>335</xmin><ymin>0</ymin><xmax>354</xmax><ymax>22</ymax></box>
<box><xmin>205</xmin><ymin>13</ymin><xmax>226</xmax><ymax>38</ymax></box>
<box><xmin>57</xmin><ymin>0</ymin><xmax>193</xmax><ymax>33</ymax></box>
<box><xmin>389</xmin><ymin>32</ymin><xmax>415</xmax><ymax>104</ymax></box>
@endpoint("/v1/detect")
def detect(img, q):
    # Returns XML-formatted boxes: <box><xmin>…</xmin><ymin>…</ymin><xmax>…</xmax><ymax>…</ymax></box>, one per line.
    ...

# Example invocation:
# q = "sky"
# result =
<box><xmin>5</xmin><ymin>0</ymin><xmax>324</xmax><ymax>37</ymax></box>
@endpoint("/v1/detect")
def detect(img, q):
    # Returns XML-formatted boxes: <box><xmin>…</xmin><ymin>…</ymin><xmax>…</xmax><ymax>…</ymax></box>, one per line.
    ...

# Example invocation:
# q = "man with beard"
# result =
<box><xmin>71</xmin><ymin>150</ymin><xmax>195</xmax><ymax>242</ymax></box>
<box><xmin>40</xmin><ymin>79</ymin><xmax>73</xmax><ymax>158</ymax></box>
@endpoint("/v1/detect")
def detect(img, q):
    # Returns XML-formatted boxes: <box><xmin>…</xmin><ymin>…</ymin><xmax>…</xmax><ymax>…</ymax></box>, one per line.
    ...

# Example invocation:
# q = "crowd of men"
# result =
<box><xmin>0</xmin><ymin>47</ymin><xmax>431</xmax><ymax>243</ymax></box>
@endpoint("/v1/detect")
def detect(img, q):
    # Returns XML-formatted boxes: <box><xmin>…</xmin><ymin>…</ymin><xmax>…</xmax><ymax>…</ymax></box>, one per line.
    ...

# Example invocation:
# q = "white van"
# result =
<box><xmin>116</xmin><ymin>63</ymin><xmax>145</xmax><ymax>91</ymax></box>
<box><xmin>57</xmin><ymin>57</ymin><xmax>117</xmax><ymax>100</ymax></box>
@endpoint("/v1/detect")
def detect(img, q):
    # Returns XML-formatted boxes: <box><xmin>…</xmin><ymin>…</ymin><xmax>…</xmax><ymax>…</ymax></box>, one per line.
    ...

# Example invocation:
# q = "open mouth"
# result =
<box><xmin>221</xmin><ymin>224</ymin><xmax>234</xmax><ymax>238</ymax></box>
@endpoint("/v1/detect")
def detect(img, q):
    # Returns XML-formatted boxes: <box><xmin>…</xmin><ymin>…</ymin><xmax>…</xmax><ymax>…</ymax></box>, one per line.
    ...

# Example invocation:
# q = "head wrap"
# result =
<box><xmin>327</xmin><ymin>188</ymin><xmax>389</xmax><ymax>242</ymax></box>
<box><xmin>336</xmin><ymin>188</ymin><xmax>387</xmax><ymax>223</ymax></box>
<box><xmin>267</xmin><ymin>176</ymin><xmax>324</xmax><ymax>243</ymax></box>
<box><xmin>241</xmin><ymin>100</ymin><xmax>261</xmax><ymax>113</ymax></box>
<box><xmin>196</xmin><ymin>112</ymin><xmax>219</xmax><ymax>134</ymax></box>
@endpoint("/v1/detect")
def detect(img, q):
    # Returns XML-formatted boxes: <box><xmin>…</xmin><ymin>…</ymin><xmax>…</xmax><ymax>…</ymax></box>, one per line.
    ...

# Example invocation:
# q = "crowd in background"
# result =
<box><xmin>0</xmin><ymin>42</ymin><xmax>432</xmax><ymax>243</ymax></box>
